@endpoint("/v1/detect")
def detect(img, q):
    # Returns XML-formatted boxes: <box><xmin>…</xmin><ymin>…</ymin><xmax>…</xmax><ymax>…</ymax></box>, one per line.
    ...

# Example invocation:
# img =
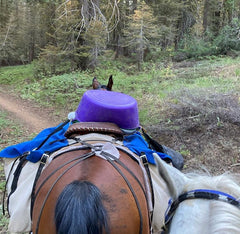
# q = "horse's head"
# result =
<box><xmin>92</xmin><ymin>75</ymin><xmax>113</xmax><ymax>91</ymax></box>
<box><xmin>153</xmin><ymin>154</ymin><xmax>240</xmax><ymax>233</ymax></box>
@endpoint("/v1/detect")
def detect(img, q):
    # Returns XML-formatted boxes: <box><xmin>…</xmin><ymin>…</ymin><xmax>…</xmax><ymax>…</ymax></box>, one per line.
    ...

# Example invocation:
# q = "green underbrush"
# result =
<box><xmin>0</xmin><ymin>56</ymin><xmax>239</xmax><ymax>232</ymax></box>
<box><xmin>0</xmin><ymin>64</ymin><xmax>34</xmax><ymax>85</ymax></box>
<box><xmin>0</xmin><ymin>112</ymin><xmax>31</xmax><ymax>150</ymax></box>
<box><xmin>0</xmin><ymin>56</ymin><xmax>239</xmax><ymax>125</ymax></box>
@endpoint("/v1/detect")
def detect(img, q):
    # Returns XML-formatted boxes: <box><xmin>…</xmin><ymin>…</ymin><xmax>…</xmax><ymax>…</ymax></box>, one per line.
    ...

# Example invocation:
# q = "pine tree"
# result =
<box><xmin>123</xmin><ymin>1</ymin><xmax>158</xmax><ymax>70</ymax></box>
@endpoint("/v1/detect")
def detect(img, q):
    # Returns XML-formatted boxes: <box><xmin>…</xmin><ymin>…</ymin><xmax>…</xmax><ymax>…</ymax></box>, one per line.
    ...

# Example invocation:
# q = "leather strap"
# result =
<box><xmin>30</xmin><ymin>153</ymin><xmax>50</xmax><ymax>219</ymax></box>
<box><xmin>7</xmin><ymin>156</ymin><xmax>28</xmax><ymax>213</ymax></box>
<box><xmin>140</xmin><ymin>153</ymin><xmax>155</xmax><ymax>222</ymax></box>
<box><xmin>64</xmin><ymin>122</ymin><xmax>123</xmax><ymax>138</ymax></box>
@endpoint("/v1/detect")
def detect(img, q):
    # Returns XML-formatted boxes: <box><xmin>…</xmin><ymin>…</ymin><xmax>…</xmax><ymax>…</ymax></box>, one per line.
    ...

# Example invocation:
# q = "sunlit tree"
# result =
<box><xmin>123</xmin><ymin>1</ymin><xmax>158</xmax><ymax>70</ymax></box>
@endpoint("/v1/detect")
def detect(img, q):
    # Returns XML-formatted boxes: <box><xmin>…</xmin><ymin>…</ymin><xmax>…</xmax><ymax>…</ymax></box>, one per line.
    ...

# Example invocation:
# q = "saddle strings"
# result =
<box><xmin>81</xmin><ymin>140</ymin><xmax>153</xmax><ymax>234</ymax></box>
<box><xmin>34</xmin><ymin>140</ymin><xmax>151</xmax><ymax>234</ymax></box>
<box><xmin>35</xmin><ymin>151</ymin><xmax>95</xmax><ymax>234</ymax></box>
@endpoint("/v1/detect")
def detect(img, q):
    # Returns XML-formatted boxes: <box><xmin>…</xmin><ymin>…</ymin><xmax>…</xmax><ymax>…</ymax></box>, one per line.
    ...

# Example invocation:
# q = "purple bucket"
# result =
<box><xmin>75</xmin><ymin>90</ymin><xmax>139</xmax><ymax>129</ymax></box>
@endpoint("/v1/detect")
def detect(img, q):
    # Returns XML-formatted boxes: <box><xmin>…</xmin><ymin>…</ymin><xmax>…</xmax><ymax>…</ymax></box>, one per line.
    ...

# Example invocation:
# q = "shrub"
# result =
<box><xmin>174</xmin><ymin>33</ymin><xmax>214</xmax><ymax>60</ymax></box>
<box><xmin>213</xmin><ymin>18</ymin><xmax>240</xmax><ymax>54</ymax></box>
<box><xmin>175</xmin><ymin>18</ymin><xmax>240</xmax><ymax>60</ymax></box>
<box><xmin>33</xmin><ymin>45</ymin><xmax>90</xmax><ymax>78</ymax></box>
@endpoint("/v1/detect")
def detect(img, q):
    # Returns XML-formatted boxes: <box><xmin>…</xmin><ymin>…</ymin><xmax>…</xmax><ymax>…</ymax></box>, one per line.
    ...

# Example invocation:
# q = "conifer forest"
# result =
<box><xmin>1</xmin><ymin>0</ymin><xmax>240</xmax><ymax>72</ymax></box>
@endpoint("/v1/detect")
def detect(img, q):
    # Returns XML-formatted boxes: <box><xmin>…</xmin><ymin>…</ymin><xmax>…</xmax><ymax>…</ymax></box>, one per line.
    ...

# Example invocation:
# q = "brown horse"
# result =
<box><xmin>31</xmin><ymin>122</ymin><xmax>153</xmax><ymax>234</ymax></box>
<box><xmin>92</xmin><ymin>75</ymin><xmax>113</xmax><ymax>91</ymax></box>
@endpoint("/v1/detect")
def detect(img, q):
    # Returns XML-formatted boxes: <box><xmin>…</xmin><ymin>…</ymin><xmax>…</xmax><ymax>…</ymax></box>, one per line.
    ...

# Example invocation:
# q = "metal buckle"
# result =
<box><xmin>93</xmin><ymin>145</ymin><xmax>102</xmax><ymax>152</ymax></box>
<box><xmin>140</xmin><ymin>153</ymin><xmax>148</xmax><ymax>165</ymax></box>
<box><xmin>21</xmin><ymin>151</ymin><xmax>31</xmax><ymax>157</ymax></box>
<box><xmin>40</xmin><ymin>153</ymin><xmax>49</xmax><ymax>165</ymax></box>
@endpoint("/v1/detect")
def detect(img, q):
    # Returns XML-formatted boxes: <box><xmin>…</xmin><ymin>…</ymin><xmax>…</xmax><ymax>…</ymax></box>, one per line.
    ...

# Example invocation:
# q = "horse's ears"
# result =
<box><xmin>153</xmin><ymin>153</ymin><xmax>188</xmax><ymax>199</ymax></box>
<box><xmin>106</xmin><ymin>75</ymin><xmax>113</xmax><ymax>91</ymax></box>
<box><xmin>92</xmin><ymin>77</ymin><xmax>101</xmax><ymax>90</ymax></box>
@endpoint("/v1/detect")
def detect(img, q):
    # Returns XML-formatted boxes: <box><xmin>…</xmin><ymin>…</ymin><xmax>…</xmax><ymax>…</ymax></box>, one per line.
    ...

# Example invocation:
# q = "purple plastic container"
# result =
<box><xmin>75</xmin><ymin>90</ymin><xmax>139</xmax><ymax>129</ymax></box>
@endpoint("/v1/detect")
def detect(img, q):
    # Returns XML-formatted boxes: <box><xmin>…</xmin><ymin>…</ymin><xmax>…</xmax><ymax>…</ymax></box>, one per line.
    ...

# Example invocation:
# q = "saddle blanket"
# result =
<box><xmin>4</xmin><ymin>158</ymin><xmax>40</xmax><ymax>233</ymax></box>
<box><xmin>0</xmin><ymin>122</ymin><xmax>171</xmax><ymax>164</ymax></box>
<box><xmin>1</xmin><ymin>122</ymin><xmax>171</xmax><ymax>233</ymax></box>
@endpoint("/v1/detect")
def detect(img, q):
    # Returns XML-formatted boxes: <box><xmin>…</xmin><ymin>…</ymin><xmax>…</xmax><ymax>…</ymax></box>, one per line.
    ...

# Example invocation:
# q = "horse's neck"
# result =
<box><xmin>169</xmin><ymin>199</ymin><xmax>240</xmax><ymax>234</ymax></box>
<box><xmin>185</xmin><ymin>173</ymin><xmax>240</xmax><ymax>197</ymax></box>
<box><xmin>149</xmin><ymin>164</ymin><xmax>171</xmax><ymax>233</ymax></box>
<box><xmin>169</xmin><ymin>173</ymin><xmax>240</xmax><ymax>234</ymax></box>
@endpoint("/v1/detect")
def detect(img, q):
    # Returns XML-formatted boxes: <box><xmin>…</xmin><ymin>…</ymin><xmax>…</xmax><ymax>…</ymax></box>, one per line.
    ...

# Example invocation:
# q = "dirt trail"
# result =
<box><xmin>0</xmin><ymin>86</ymin><xmax>239</xmax><ymax>175</ymax></box>
<box><xmin>0</xmin><ymin>88</ymin><xmax>59</xmax><ymax>133</ymax></box>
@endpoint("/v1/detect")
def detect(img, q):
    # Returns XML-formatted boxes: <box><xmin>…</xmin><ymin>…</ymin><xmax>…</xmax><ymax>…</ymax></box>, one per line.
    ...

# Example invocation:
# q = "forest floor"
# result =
<box><xmin>0</xmin><ymin>65</ymin><xmax>239</xmax><ymax>232</ymax></box>
<box><xmin>148</xmin><ymin>98</ymin><xmax>240</xmax><ymax>175</ymax></box>
<box><xmin>0</xmin><ymin>84</ymin><xmax>239</xmax><ymax>175</ymax></box>
<box><xmin>0</xmin><ymin>88</ymin><xmax>57</xmax><ymax>133</ymax></box>
<box><xmin>0</xmin><ymin>88</ymin><xmax>61</xmax><ymax>233</ymax></box>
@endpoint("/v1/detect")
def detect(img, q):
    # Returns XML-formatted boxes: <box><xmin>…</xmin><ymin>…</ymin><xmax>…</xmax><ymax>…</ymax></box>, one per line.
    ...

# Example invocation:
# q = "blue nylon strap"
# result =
<box><xmin>0</xmin><ymin>122</ymin><xmax>70</xmax><ymax>162</ymax></box>
<box><xmin>185</xmin><ymin>189</ymin><xmax>239</xmax><ymax>202</ymax></box>
<box><xmin>164</xmin><ymin>189</ymin><xmax>240</xmax><ymax>230</ymax></box>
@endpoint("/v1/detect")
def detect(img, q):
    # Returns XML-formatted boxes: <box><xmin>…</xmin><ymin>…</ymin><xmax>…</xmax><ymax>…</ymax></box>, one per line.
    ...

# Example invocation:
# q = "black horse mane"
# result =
<box><xmin>55</xmin><ymin>180</ymin><xmax>110</xmax><ymax>234</ymax></box>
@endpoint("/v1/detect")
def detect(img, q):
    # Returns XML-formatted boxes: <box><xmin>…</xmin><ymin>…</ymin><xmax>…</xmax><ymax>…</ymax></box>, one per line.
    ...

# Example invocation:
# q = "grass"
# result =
<box><xmin>0</xmin><ymin>111</ymin><xmax>33</xmax><ymax>232</ymax></box>
<box><xmin>0</xmin><ymin>64</ymin><xmax>34</xmax><ymax>85</ymax></box>
<box><xmin>0</xmin><ymin>55</ymin><xmax>240</xmax><ymax>232</ymax></box>
<box><xmin>0</xmin><ymin>205</ymin><xmax>8</xmax><ymax>233</ymax></box>
<box><xmin>0</xmin><ymin>112</ymin><xmax>29</xmax><ymax>149</ymax></box>
<box><xmin>0</xmin><ymin>56</ymin><xmax>239</xmax><ymax>126</ymax></box>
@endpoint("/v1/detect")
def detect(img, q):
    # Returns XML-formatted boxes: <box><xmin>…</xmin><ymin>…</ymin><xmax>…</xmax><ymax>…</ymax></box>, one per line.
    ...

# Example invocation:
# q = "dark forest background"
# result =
<box><xmin>1</xmin><ymin>0</ymin><xmax>240</xmax><ymax>73</ymax></box>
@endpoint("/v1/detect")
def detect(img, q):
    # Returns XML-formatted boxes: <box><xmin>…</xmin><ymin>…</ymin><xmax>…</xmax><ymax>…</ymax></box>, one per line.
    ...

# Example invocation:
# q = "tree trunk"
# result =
<box><xmin>79</xmin><ymin>0</ymin><xmax>100</xmax><ymax>24</ymax></box>
<box><xmin>132</xmin><ymin>0</ymin><xmax>137</xmax><ymax>12</ymax></box>
<box><xmin>28</xmin><ymin>3</ymin><xmax>36</xmax><ymax>62</ymax></box>
<box><xmin>203</xmin><ymin>0</ymin><xmax>210</xmax><ymax>31</ymax></box>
